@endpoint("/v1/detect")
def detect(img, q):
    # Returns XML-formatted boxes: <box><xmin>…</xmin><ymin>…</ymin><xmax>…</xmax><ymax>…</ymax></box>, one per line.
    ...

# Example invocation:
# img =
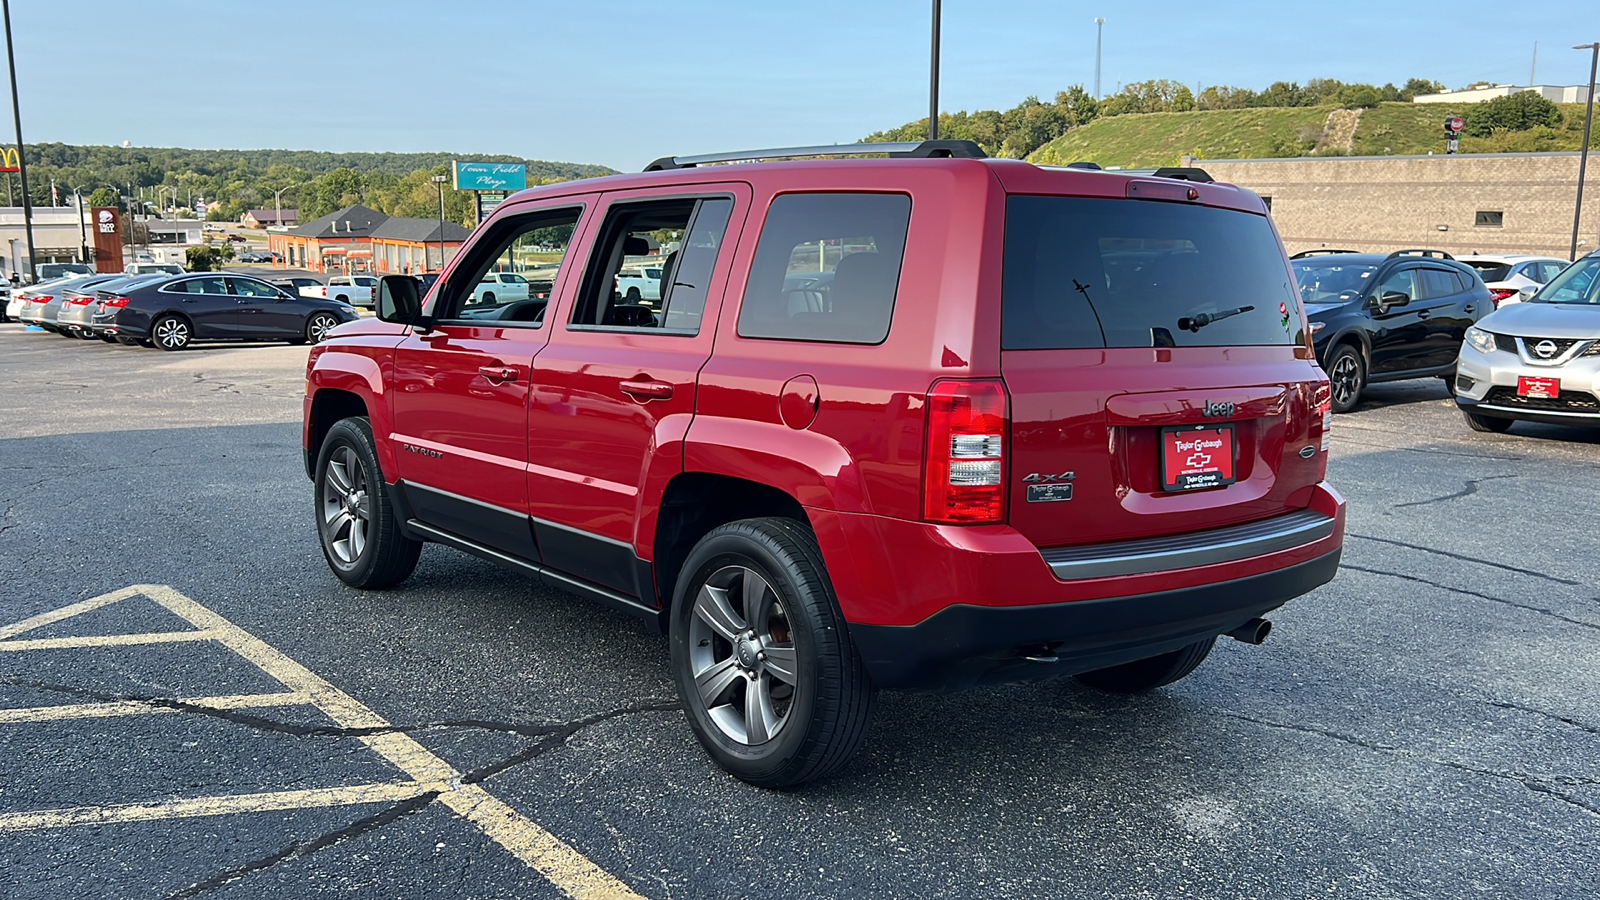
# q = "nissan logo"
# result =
<box><xmin>1534</xmin><ymin>340</ymin><xmax>1559</xmax><ymax>359</ymax></box>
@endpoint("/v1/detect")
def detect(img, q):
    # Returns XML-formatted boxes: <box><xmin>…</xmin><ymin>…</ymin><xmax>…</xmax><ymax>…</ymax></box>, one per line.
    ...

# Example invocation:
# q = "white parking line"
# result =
<box><xmin>0</xmin><ymin>585</ymin><xmax>645</xmax><ymax>900</ymax></box>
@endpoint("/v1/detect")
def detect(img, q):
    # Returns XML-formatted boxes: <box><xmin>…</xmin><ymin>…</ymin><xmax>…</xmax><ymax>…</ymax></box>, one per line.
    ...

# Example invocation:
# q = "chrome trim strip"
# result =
<box><xmin>1042</xmin><ymin>509</ymin><xmax>1336</xmax><ymax>580</ymax></box>
<box><xmin>1476</xmin><ymin>404</ymin><xmax>1600</xmax><ymax>419</ymax></box>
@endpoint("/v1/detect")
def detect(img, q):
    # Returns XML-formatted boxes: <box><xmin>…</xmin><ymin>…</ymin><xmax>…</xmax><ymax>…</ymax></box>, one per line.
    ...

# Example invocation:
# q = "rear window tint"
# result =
<box><xmin>1003</xmin><ymin>196</ymin><xmax>1302</xmax><ymax>349</ymax></box>
<box><xmin>1419</xmin><ymin>268</ymin><xmax>1460</xmax><ymax>299</ymax></box>
<box><xmin>737</xmin><ymin>193</ymin><xmax>910</xmax><ymax>344</ymax></box>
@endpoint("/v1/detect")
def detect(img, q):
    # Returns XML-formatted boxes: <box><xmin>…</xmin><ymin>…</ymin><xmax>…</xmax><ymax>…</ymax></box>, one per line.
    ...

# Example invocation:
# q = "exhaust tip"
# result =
<box><xmin>1226</xmin><ymin>618</ymin><xmax>1272</xmax><ymax>645</ymax></box>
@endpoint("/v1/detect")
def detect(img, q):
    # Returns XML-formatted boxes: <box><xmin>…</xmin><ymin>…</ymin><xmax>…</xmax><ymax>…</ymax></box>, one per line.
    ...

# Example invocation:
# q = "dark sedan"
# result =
<box><xmin>91</xmin><ymin>273</ymin><xmax>361</xmax><ymax>350</ymax></box>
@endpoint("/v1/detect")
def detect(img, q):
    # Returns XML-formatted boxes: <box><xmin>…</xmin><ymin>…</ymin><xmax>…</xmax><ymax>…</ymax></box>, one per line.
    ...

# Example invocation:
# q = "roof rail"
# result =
<box><xmin>642</xmin><ymin>139</ymin><xmax>987</xmax><ymax>172</ymax></box>
<box><xmin>1384</xmin><ymin>249</ymin><xmax>1455</xmax><ymax>260</ymax></box>
<box><xmin>1290</xmin><ymin>249</ymin><xmax>1360</xmax><ymax>259</ymax></box>
<box><xmin>1064</xmin><ymin>161</ymin><xmax>1103</xmax><ymax>170</ymax></box>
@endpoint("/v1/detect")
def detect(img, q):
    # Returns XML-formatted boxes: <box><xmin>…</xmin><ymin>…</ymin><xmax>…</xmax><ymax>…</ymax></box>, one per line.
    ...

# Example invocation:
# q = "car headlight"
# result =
<box><xmin>1308</xmin><ymin>321</ymin><xmax>1326</xmax><ymax>335</ymax></box>
<box><xmin>1465</xmin><ymin>326</ymin><xmax>1497</xmax><ymax>354</ymax></box>
<box><xmin>338</xmin><ymin>305</ymin><xmax>357</xmax><ymax>315</ymax></box>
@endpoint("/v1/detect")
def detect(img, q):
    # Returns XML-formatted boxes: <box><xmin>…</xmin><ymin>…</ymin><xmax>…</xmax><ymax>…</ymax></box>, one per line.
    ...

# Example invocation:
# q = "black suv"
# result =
<box><xmin>1292</xmin><ymin>249</ymin><xmax>1490</xmax><ymax>412</ymax></box>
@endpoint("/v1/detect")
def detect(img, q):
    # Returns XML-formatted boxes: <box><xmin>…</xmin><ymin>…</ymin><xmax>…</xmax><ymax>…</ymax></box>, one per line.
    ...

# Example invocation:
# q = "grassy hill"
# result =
<box><xmin>1029</xmin><ymin>102</ymin><xmax>1597</xmax><ymax>168</ymax></box>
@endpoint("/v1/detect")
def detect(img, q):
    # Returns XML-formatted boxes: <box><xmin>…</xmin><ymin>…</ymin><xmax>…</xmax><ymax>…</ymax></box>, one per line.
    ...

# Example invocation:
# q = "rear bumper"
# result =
<box><xmin>849</xmin><ymin>548</ymin><xmax>1341</xmax><ymax>690</ymax></box>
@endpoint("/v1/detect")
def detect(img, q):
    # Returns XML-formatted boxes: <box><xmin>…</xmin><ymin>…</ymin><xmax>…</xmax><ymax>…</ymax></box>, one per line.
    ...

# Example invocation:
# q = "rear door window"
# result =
<box><xmin>1418</xmin><ymin>268</ymin><xmax>1460</xmax><ymax>299</ymax></box>
<box><xmin>1002</xmin><ymin>196</ymin><xmax>1300</xmax><ymax>349</ymax></box>
<box><xmin>737</xmin><ymin>193</ymin><xmax>911</xmax><ymax>345</ymax></box>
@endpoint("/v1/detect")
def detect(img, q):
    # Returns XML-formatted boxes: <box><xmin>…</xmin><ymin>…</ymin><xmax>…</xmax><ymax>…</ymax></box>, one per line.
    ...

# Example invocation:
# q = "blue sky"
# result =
<box><xmin>10</xmin><ymin>0</ymin><xmax>1594</xmax><ymax>171</ymax></box>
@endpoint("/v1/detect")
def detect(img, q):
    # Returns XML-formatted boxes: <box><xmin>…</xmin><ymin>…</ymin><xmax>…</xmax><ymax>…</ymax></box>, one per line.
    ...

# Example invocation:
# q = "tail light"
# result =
<box><xmin>1313</xmin><ymin>381</ymin><xmax>1333</xmax><ymax>453</ymax></box>
<box><xmin>923</xmin><ymin>380</ymin><xmax>1008</xmax><ymax>523</ymax></box>
<box><xmin>65</xmin><ymin>294</ymin><xmax>93</xmax><ymax>305</ymax></box>
<box><xmin>1488</xmin><ymin>288</ymin><xmax>1517</xmax><ymax>308</ymax></box>
<box><xmin>103</xmin><ymin>295</ymin><xmax>132</xmax><ymax>308</ymax></box>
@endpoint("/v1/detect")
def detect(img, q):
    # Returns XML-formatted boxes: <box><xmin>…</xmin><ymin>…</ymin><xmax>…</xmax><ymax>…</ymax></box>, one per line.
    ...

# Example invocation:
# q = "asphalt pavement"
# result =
<box><xmin>1</xmin><ymin>323</ymin><xmax>1596</xmax><ymax>899</ymax></box>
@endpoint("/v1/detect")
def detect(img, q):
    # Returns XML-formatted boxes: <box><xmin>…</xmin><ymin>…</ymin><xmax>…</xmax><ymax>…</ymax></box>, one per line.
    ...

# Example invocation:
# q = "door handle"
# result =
<box><xmin>1463</xmin><ymin>305</ymin><xmax>1475</xmax><ymax>314</ymax></box>
<box><xmin>478</xmin><ymin>365</ymin><xmax>519</xmax><ymax>382</ymax></box>
<box><xmin>620</xmin><ymin>379</ymin><xmax>673</xmax><ymax>400</ymax></box>
<box><xmin>1416</xmin><ymin>310</ymin><xmax>1430</xmax><ymax>319</ymax></box>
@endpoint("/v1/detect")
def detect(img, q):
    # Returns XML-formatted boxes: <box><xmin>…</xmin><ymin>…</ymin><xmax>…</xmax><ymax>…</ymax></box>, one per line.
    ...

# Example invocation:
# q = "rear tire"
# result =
<box><xmin>670</xmin><ymin>517</ymin><xmax>876</xmax><ymax>788</ymax></box>
<box><xmin>306</xmin><ymin>312</ymin><xmax>339</xmax><ymax>344</ymax></box>
<box><xmin>1074</xmin><ymin>638</ymin><xmax>1216</xmax><ymax>694</ymax></box>
<box><xmin>1327</xmin><ymin>344</ymin><xmax>1365</xmax><ymax>413</ymax></box>
<box><xmin>314</xmin><ymin>417</ymin><xmax>422</xmax><ymax>589</ymax></box>
<box><xmin>1463</xmin><ymin>410</ymin><xmax>1513</xmax><ymax>433</ymax></box>
<box><xmin>152</xmin><ymin>315</ymin><xmax>191</xmax><ymax>351</ymax></box>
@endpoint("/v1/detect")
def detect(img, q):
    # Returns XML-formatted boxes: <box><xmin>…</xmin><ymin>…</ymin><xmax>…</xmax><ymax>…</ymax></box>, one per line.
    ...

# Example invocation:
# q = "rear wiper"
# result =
<box><xmin>1179</xmin><ymin>305</ymin><xmax>1254</xmax><ymax>333</ymax></box>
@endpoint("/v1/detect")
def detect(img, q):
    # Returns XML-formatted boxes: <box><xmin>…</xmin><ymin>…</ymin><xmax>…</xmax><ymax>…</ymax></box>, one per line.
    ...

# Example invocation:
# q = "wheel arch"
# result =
<box><xmin>306</xmin><ymin>350</ymin><xmax>391</xmax><ymax>480</ymax></box>
<box><xmin>651</xmin><ymin>472</ymin><xmax>807</xmax><ymax>614</ymax></box>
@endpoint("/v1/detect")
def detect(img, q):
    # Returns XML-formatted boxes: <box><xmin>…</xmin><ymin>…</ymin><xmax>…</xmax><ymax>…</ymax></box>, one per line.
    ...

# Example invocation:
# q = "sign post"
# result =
<box><xmin>453</xmin><ymin>161</ymin><xmax>527</xmax><ymax>225</ymax></box>
<box><xmin>1445</xmin><ymin>115</ymin><xmax>1464</xmax><ymax>154</ymax></box>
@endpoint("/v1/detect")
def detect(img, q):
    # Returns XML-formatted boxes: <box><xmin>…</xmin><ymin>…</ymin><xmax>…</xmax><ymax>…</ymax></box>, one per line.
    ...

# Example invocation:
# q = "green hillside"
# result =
<box><xmin>1029</xmin><ymin>102</ymin><xmax>1597</xmax><ymax>168</ymax></box>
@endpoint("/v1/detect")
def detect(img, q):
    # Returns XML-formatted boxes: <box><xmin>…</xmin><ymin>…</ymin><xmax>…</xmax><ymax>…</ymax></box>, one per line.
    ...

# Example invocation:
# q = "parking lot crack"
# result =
<box><xmin>164</xmin><ymin>790</ymin><xmax>441</xmax><ymax>899</ymax></box>
<box><xmin>1220</xmin><ymin>710</ymin><xmax>1600</xmax><ymax>820</ymax></box>
<box><xmin>458</xmin><ymin>700</ymin><xmax>681</xmax><ymax>786</ymax></box>
<box><xmin>1390</xmin><ymin>474</ymin><xmax>1517</xmax><ymax>509</ymax></box>
<box><xmin>1340</xmin><ymin>564</ymin><xmax>1600</xmax><ymax>632</ymax></box>
<box><xmin>1484</xmin><ymin>698</ymin><xmax>1600</xmax><ymax>738</ymax></box>
<box><xmin>1346</xmin><ymin>533</ymin><xmax>1585</xmax><ymax>586</ymax></box>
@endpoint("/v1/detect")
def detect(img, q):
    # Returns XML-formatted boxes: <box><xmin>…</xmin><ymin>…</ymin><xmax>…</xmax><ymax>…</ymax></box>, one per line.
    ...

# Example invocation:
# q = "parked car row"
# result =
<box><xmin>1289</xmin><ymin>247</ymin><xmax>1599</xmax><ymax>434</ymax></box>
<box><xmin>7</xmin><ymin>271</ymin><xmax>360</xmax><ymax>349</ymax></box>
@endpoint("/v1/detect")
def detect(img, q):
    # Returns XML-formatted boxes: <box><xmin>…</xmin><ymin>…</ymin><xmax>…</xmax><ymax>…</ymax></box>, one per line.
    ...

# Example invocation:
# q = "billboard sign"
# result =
<box><xmin>453</xmin><ymin>161</ymin><xmax>527</xmax><ymax>192</ymax></box>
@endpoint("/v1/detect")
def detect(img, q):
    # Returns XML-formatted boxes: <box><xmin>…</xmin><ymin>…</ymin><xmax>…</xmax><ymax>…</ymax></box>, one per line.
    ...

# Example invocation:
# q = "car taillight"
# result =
<box><xmin>103</xmin><ymin>296</ymin><xmax>132</xmax><ymax>308</ymax></box>
<box><xmin>1489</xmin><ymin>288</ymin><xmax>1517</xmax><ymax>308</ymax></box>
<box><xmin>923</xmin><ymin>379</ymin><xmax>1008</xmax><ymax>524</ymax></box>
<box><xmin>65</xmin><ymin>295</ymin><xmax>92</xmax><ymax>305</ymax></box>
<box><xmin>1314</xmin><ymin>382</ymin><xmax>1333</xmax><ymax>452</ymax></box>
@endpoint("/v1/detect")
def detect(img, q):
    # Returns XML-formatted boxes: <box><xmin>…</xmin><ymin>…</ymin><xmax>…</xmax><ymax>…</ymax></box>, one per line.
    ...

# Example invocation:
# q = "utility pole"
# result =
<box><xmin>1094</xmin><ymin>18</ymin><xmax>1105</xmax><ymax>99</ymax></box>
<box><xmin>929</xmin><ymin>0</ymin><xmax>941</xmax><ymax>141</ymax></box>
<box><xmin>1573</xmin><ymin>42</ymin><xmax>1598</xmax><ymax>261</ymax></box>
<box><xmin>1530</xmin><ymin>41</ymin><xmax>1538</xmax><ymax>87</ymax></box>
<box><xmin>431</xmin><ymin>174</ymin><xmax>449</xmax><ymax>271</ymax></box>
<box><xmin>73</xmin><ymin>188</ymin><xmax>86</xmax><ymax>264</ymax></box>
<box><xmin>4</xmin><ymin>0</ymin><xmax>35</xmax><ymax>282</ymax></box>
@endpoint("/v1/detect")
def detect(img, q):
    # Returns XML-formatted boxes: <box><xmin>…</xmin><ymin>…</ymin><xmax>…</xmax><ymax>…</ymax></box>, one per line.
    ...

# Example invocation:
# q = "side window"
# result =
<box><xmin>1373</xmin><ymin>268</ymin><xmax>1418</xmax><ymax>302</ymax></box>
<box><xmin>1418</xmin><ymin>268</ymin><xmax>1458</xmax><ymax>299</ymax></box>
<box><xmin>570</xmin><ymin>196</ymin><xmax>732</xmax><ymax>334</ymax></box>
<box><xmin>172</xmin><ymin>276</ymin><xmax>227</xmax><ymax>295</ymax></box>
<box><xmin>229</xmin><ymin>278</ymin><xmax>281</xmax><ymax>298</ymax></box>
<box><xmin>737</xmin><ymin>193</ymin><xmax>911</xmax><ymax>344</ymax></box>
<box><xmin>1538</xmin><ymin>261</ymin><xmax>1566</xmax><ymax>283</ymax></box>
<box><xmin>435</xmin><ymin>206</ymin><xmax>581</xmax><ymax>327</ymax></box>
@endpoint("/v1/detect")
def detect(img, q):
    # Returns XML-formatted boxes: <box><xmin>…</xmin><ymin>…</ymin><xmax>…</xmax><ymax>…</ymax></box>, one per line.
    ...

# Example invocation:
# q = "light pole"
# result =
<box><xmin>929</xmin><ymin>0</ymin><xmax>941</xmax><ymax>141</ymax></box>
<box><xmin>4</xmin><ymin>0</ymin><xmax>36</xmax><ymax>282</ymax></box>
<box><xmin>72</xmin><ymin>187</ymin><xmax>87</xmax><ymax>264</ymax></box>
<box><xmin>431</xmin><ymin>174</ymin><xmax>449</xmax><ymax>271</ymax></box>
<box><xmin>1572</xmin><ymin>42</ymin><xmax>1598</xmax><ymax>261</ymax></box>
<box><xmin>1094</xmin><ymin>18</ymin><xmax>1105</xmax><ymax>99</ymax></box>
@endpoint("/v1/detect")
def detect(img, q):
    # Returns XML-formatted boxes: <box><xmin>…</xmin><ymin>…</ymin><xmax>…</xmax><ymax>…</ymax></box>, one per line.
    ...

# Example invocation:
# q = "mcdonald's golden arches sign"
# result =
<box><xmin>0</xmin><ymin>147</ymin><xmax>17</xmax><ymax>173</ymax></box>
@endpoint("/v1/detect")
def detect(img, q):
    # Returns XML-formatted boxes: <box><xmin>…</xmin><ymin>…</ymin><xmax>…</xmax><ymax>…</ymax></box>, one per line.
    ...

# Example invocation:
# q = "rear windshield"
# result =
<box><xmin>1462</xmin><ymin>261</ymin><xmax>1513</xmax><ymax>282</ymax></box>
<box><xmin>1003</xmin><ymin>196</ymin><xmax>1302</xmax><ymax>349</ymax></box>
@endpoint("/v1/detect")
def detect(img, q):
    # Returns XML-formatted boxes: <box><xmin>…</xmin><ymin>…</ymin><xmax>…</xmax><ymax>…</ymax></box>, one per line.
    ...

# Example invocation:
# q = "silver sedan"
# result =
<box><xmin>1455</xmin><ymin>251</ymin><xmax>1600</xmax><ymax>433</ymax></box>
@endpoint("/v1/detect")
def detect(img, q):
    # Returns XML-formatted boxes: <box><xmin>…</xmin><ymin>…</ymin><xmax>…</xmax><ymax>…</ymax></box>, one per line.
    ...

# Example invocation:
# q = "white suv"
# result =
<box><xmin>1456</xmin><ymin>255</ymin><xmax>1569</xmax><ymax>309</ymax></box>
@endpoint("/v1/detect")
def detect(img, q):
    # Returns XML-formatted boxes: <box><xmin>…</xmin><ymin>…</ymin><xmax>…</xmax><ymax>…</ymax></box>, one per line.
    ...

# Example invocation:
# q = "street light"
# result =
<box><xmin>1094</xmin><ymin>18</ymin><xmax>1106</xmax><ymax>99</ymax></box>
<box><xmin>431</xmin><ymin>174</ymin><xmax>449</xmax><ymax>271</ymax></box>
<box><xmin>3</xmin><ymin>0</ymin><xmax>36</xmax><ymax>282</ymax></box>
<box><xmin>1571</xmin><ymin>42</ymin><xmax>1599</xmax><ymax>261</ymax></box>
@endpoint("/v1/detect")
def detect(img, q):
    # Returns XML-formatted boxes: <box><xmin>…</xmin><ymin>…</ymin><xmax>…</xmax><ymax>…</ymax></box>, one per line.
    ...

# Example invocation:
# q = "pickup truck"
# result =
<box><xmin>301</xmin><ymin>275</ymin><xmax>378</xmax><ymax>308</ymax></box>
<box><xmin>615</xmin><ymin>265</ymin><xmax>664</xmax><ymax>305</ymax></box>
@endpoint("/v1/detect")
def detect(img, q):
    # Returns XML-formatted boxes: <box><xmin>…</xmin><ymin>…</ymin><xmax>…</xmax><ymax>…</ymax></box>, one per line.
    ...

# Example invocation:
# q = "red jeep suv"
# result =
<box><xmin>303</xmin><ymin>141</ymin><xmax>1345</xmax><ymax>787</ymax></box>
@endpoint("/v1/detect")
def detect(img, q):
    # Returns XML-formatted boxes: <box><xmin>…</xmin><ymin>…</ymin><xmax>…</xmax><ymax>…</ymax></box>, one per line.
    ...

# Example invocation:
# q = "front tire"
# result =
<box><xmin>1326</xmin><ymin>344</ymin><xmax>1365</xmax><ymax>413</ymax></box>
<box><xmin>152</xmin><ymin>315</ymin><xmax>191</xmax><ymax>351</ymax></box>
<box><xmin>314</xmin><ymin>417</ymin><xmax>422</xmax><ymax>589</ymax></box>
<box><xmin>1463</xmin><ymin>410</ymin><xmax>1513</xmax><ymax>433</ymax></box>
<box><xmin>1074</xmin><ymin>638</ymin><xmax>1216</xmax><ymax>694</ymax></box>
<box><xmin>306</xmin><ymin>312</ymin><xmax>339</xmax><ymax>344</ymax></box>
<box><xmin>670</xmin><ymin>517</ymin><xmax>876</xmax><ymax>788</ymax></box>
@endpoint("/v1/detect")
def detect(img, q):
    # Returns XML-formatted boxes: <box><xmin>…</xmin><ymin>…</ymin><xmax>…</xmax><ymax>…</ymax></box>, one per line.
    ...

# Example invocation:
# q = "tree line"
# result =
<box><xmin>8</xmin><ymin>144</ymin><xmax>616</xmax><ymax>225</ymax></box>
<box><xmin>864</xmin><ymin>77</ymin><xmax>1458</xmax><ymax>159</ymax></box>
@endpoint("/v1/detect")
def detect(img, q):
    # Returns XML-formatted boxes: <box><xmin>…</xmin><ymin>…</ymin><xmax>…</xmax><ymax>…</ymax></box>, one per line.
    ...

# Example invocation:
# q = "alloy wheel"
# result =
<box><xmin>1330</xmin><ymin>354</ymin><xmax>1359</xmax><ymax>408</ymax></box>
<box><xmin>309</xmin><ymin>314</ymin><xmax>337</xmax><ymax>344</ymax></box>
<box><xmin>687</xmin><ymin>564</ymin><xmax>798</xmax><ymax>745</ymax></box>
<box><xmin>155</xmin><ymin>318</ymin><xmax>189</xmax><ymax>350</ymax></box>
<box><xmin>321</xmin><ymin>445</ymin><xmax>371</xmax><ymax>565</ymax></box>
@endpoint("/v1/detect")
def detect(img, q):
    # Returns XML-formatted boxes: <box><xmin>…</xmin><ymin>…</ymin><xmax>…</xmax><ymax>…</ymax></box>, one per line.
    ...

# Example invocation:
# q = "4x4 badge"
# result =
<box><xmin>1022</xmin><ymin>471</ymin><xmax>1075</xmax><ymax>483</ymax></box>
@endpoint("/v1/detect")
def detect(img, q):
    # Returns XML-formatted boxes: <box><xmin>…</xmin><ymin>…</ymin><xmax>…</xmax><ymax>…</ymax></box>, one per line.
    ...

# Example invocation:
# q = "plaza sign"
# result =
<box><xmin>453</xmin><ymin>161</ymin><xmax>527</xmax><ymax>192</ymax></box>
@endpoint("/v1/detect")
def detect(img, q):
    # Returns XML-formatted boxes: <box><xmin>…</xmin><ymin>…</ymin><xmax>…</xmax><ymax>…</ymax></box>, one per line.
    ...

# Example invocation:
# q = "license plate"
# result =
<box><xmin>1517</xmin><ymin>376</ymin><xmax>1559</xmax><ymax>399</ymax></box>
<box><xmin>1162</xmin><ymin>425</ymin><xmax>1237</xmax><ymax>492</ymax></box>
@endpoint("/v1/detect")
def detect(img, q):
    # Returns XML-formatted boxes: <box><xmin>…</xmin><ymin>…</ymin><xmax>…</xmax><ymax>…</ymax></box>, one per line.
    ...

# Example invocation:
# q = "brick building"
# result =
<box><xmin>1201</xmin><ymin>151</ymin><xmax>1600</xmax><ymax>260</ymax></box>
<box><xmin>269</xmin><ymin>204</ymin><xmax>472</xmax><ymax>274</ymax></box>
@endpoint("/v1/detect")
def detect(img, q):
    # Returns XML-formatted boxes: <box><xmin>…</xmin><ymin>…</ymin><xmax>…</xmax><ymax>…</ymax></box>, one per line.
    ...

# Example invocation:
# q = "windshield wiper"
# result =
<box><xmin>1179</xmin><ymin>305</ymin><xmax>1254</xmax><ymax>333</ymax></box>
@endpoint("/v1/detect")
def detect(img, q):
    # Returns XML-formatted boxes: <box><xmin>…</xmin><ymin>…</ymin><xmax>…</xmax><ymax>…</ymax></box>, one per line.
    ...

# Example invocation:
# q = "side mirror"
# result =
<box><xmin>377</xmin><ymin>275</ymin><xmax>422</xmax><ymax>325</ymax></box>
<box><xmin>1379</xmin><ymin>290</ymin><xmax>1410</xmax><ymax>308</ymax></box>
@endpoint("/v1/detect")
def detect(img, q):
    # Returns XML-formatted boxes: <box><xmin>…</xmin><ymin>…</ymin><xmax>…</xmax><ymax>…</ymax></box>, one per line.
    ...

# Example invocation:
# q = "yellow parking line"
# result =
<box><xmin>0</xmin><ymin>691</ymin><xmax>310</xmax><ymax>724</ymax></box>
<box><xmin>0</xmin><ymin>585</ymin><xmax>148</xmax><ymax>640</ymax></box>
<box><xmin>0</xmin><ymin>630</ymin><xmax>219</xmax><ymax>651</ymax></box>
<box><xmin>0</xmin><ymin>781</ymin><xmax>444</xmax><ymax>831</ymax></box>
<box><xmin>0</xmin><ymin>585</ymin><xmax>647</xmax><ymax>900</ymax></box>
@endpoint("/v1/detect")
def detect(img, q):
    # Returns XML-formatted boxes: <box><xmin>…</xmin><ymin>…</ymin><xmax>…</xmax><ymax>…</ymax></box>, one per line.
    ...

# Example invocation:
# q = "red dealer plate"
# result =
<box><xmin>1162</xmin><ymin>425</ymin><xmax>1237</xmax><ymax>492</ymax></box>
<box><xmin>1517</xmin><ymin>376</ymin><xmax>1559</xmax><ymax>399</ymax></box>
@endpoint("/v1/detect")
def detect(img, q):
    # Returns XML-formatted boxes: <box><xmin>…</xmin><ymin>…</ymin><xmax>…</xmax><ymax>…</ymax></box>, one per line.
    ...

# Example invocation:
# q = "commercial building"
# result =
<box><xmin>0</xmin><ymin>205</ymin><xmax>94</xmax><ymax>276</ymax></box>
<box><xmin>1412</xmin><ymin>84</ymin><xmax>1591</xmax><ymax>105</ymax></box>
<box><xmin>241</xmin><ymin>208</ymin><xmax>299</xmax><ymax>228</ymax></box>
<box><xmin>1202</xmin><ymin>151</ymin><xmax>1600</xmax><ymax>260</ymax></box>
<box><xmin>268</xmin><ymin>204</ymin><xmax>472</xmax><ymax>274</ymax></box>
